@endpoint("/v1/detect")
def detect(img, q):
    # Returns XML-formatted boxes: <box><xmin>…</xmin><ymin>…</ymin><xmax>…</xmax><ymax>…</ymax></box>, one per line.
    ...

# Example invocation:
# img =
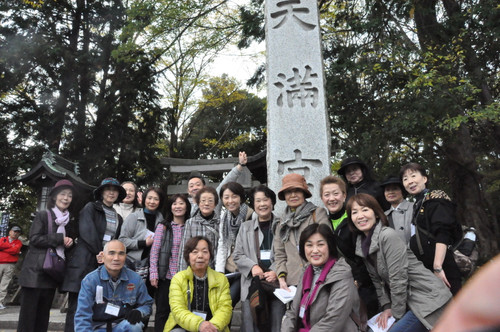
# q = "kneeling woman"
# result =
<box><xmin>347</xmin><ymin>193</ymin><xmax>451</xmax><ymax>331</ymax></box>
<box><xmin>164</xmin><ymin>236</ymin><xmax>232</xmax><ymax>332</ymax></box>
<box><xmin>282</xmin><ymin>223</ymin><xmax>361</xmax><ymax>332</ymax></box>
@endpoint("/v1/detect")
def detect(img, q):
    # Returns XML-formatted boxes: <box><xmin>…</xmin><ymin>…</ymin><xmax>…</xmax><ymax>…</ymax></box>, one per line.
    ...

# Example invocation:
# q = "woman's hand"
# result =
<box><xmin>263</xmin><ymin>270</ymin><xmax>277</xmax><ymax>283</ymax></box>
<box><xmin>251</xmin><ymin>265</ymin><xmax>264</xmax><ymax>278</ymax></box>
<box><xmin>145</xmin><ymin>235</ymin><xmax>154</xmax><ymax>247</ymax></box>
<box><xmin>150</xmin><ymin>279</ymin><xmax>158</xmax><ymax>288</ymax></box>
<box><xmin>199</xmin><ymin>321</ymin><xmax>218</xmax><ymax>332</ymax></box>
<box><xmin>376</xmin><ymin>308</ymin><xmax>392</xmax><ymax>330</ymax></box>
<box><xmin>236</xmin><ymin>151</ymin><xmax>248</xmax><ymax>171</ymax></box>
<box><xmin>434</xmin><ymin>269</ymin><xmax>451</xmax><ymax>288</ymax></box>
<box><xmin>278</xmin><ymin>277</ymin><xmax>290</xmax><ymax>291</ymax></box>
<box><xmin>63</xmin><ymin>237</ymin><xmax>73</xmax><ymax>248</ymax></box>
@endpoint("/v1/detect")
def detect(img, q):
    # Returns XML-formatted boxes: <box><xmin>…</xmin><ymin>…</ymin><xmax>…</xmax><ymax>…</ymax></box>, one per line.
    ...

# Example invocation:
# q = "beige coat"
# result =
<box><xmin>274</xmin><ymin>205</ymin><xmax>330</xmax><ymax>286</ymax></box>
<box><xmin>233</xmin><ymin>214</ymin><xmax>279</xmax><ymax>300</ymax></box>
<box><xmin>355</xmin><ymin>223</ymin><xmax>451</xmax><ymax>329</ymax></box>
<box><xmin>281</xmin><ymin>258</ymin><xmax>360</xmax><ymax>332</ymax></box>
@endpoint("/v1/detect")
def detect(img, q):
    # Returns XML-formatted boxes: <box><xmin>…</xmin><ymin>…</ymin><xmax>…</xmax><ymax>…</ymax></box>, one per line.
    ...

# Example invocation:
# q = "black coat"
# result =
<box><xmin>19</xmin><ymin>209</ymin><xmax>77</xmax><ymax>289</ymax></box>
<box><xmin>61</xmin><ymin>201</ymin><xmax>123</xmax><ymax>293</ymax></box>
<box><xmin>346</xmin><ymin>179</ymin><xmax>390</xmax><ymax>210</ymax></box>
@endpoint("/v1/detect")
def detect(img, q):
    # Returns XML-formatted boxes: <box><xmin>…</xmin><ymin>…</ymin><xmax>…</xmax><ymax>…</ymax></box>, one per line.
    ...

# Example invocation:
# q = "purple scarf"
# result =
<box><xmin>299</xmin><ymin>257</ymin><xmax>337</xmax><ymax>331</ymax></box>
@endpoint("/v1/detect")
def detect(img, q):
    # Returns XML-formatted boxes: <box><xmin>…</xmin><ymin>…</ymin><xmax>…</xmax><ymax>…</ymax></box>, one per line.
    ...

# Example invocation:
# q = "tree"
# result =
<box><xmin>237</xmin><ymin>0</ymin><xmax>500</xmax><ymax>258</ymax></box>
<box><xmin>178</xmin><ymin>75</ymin><xmax>267</xmax><ymax>159</ymax></box>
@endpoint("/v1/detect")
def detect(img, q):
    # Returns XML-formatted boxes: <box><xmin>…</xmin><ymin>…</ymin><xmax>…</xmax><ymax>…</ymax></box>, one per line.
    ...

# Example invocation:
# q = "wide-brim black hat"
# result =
<box><xmin>93</xmin><ymin>178</ymin><xmax>127</xmax><ymax>203</ymax></box>
<box><xmin>337</xmin><ymin>157</ymin><xmax>368</xmax><ymax>176</ymax></box>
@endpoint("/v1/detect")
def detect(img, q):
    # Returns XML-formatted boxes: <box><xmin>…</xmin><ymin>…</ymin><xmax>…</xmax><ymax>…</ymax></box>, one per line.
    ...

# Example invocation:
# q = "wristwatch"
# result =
<box><xmin>433</xmin><ymin>267</ymin><xmax>443</xmax><ymax>273</ymax></box>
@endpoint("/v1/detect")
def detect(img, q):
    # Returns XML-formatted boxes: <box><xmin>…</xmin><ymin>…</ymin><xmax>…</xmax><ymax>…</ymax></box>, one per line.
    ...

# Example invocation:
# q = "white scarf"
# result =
<box><xmin>52</xmin><ymin>207</ymin><xmax>70</xmax><ymax>258</ymax></box>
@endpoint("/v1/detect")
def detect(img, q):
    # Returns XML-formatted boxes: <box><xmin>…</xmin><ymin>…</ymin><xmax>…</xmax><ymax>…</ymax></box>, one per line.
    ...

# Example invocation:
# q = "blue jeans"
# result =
<box><xmin>95</xmin><ymin>320</ymin><xmax>144</xmax><ymax>332</ymax></box>
<box><xmin>389</xmin><ymin>310</ymin><xmax>428</xmax><ymax>332</ymax></box>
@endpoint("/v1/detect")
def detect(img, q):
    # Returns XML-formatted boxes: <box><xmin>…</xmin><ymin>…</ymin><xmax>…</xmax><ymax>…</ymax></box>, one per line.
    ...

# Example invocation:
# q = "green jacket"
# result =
<box><xmin>164</xmin><ymin>266</ymin><xmax>232</xmax><ymax>332</ymax></box>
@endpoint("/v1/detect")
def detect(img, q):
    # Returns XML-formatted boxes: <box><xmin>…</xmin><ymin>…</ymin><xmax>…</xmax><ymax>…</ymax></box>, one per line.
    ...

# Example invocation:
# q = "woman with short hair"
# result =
<box><xmin>281</xmin><ymin>223</ymin><xmax>361</xmax><ymax>332</ymax></box>
<box><xmin>164</xmin><ymin>236</ymin><xmax>232</xmax><ymax>332</ymax></box>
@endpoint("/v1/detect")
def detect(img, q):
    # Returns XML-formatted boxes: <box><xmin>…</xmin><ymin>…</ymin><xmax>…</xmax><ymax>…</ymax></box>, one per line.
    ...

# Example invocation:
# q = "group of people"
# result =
<box><xmin>14</xmin><ymin>153</ymin><xmax>465</xmax><ymax>332</ymax></box>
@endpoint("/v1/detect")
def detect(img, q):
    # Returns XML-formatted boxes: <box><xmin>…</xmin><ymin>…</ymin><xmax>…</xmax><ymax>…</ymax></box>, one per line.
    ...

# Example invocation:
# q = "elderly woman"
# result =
<box><xmin>400</xmin><ymin>162</ymin><xmax>462</xmax><ymax>295</ymax></box>
<box><xmin>18</xmin><ymin>179</ymin><xmax>77</xmax><ymax>332</ymax></box>
<box><xmin>62</xmin><ymin>177</ymin><xmax>126</xmax><ymax>332</ymax></box>
<box><xmin>179</xmin><ymin>187</ymin><xmax>220</xmax><ymax>272</ymax></box>
<box><xmin>348</xmin><ymin>193</ymin><xmax>451</xmax><ymax>331</ymax></box>
<box><xmin>282</xmin><ymin>223</ymin><xmax>361</xmax><ymax>332</ymax></box>
<box><xmin>149</xmin><ymin>194</ymin><xmax>191</xmax><ymax>332</ymax></box>
<box><xmin>274</xmin><ymin>173</ymin><xmax>330</xmax><ymax>290</ymax></box>
<box><xmin>114</xmin><ymin>181</ymin><xmax>141</xmax><ymax>220</ymax></box>
<box><xmin>233</xmin><ymin>185</ymin><xmax>285</xmax><ymax>332</ymax></box>
<box><xmin>164</xmin><ymin>236</ymin><xmax>232</xmax><ymax>332</ymax></box>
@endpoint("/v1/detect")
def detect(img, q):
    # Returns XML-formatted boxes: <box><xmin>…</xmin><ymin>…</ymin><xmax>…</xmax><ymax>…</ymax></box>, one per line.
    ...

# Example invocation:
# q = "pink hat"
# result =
<box><xmin>49</xmin><ymin>179</ymin><xmax>75</xmax><ymax>197</ymax></box>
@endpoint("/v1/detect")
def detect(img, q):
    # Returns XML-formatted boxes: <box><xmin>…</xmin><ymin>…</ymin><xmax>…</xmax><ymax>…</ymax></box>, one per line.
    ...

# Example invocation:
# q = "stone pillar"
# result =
<box><xmin>265</xmin><ymin>0</ymin><xmax>331</xmax><ymax>211</ymax></box>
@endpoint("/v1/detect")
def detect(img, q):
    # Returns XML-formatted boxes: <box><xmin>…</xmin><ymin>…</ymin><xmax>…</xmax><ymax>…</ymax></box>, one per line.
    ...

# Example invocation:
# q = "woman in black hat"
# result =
<box><xmin>61</xmin><ymin>177</ymin><xmax>126</xmax><ymax>332</ymax></box>
<box><xmin>18</xmin><ymin>179</ymin><xmax>78</xmax><ymax>332</ymax></box>
<box><xmin>337</xmin><ymin>156</ymin><xmax>389</xmax><ymax>210</ymax></box>
<box><xmin>381</xmin><ymin>176</ymin><xmax>414</xmax><ymax>245</ymax></box>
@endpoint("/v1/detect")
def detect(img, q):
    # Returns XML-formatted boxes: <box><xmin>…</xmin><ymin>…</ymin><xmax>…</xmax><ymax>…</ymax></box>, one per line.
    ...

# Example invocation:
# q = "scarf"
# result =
<box><xmin>52</xmin><ymin>206</ymin><xmax>70</xmax><ymax>258</ymax></box>
<box><xmin>221</xmin><ymin>203</ymin><xmax>248</xmax><ymax>247</ymax></box>
<box><xmin>299</xmin><ymin>258</ymin><xmax>337</xmax><ymax>331</ymax></box>
<box><xmin>279</xmin><ymin>201</ymin><xmax>317</xmax><ymax>242</ymax></box>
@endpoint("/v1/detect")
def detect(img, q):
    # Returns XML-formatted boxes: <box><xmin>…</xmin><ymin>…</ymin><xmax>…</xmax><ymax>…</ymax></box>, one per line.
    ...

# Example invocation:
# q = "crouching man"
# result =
<box><xmin>75</xmin><ymin>240</ymin><xmax>153</xmax><ymax>331</ymax></box>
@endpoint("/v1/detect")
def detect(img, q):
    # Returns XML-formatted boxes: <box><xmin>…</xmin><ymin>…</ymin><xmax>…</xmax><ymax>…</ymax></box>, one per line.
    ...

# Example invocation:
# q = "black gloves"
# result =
<box><xmin>126</xmin><ymin>309</ymin><xmax>142</xmax><ymax>324</ymax></box>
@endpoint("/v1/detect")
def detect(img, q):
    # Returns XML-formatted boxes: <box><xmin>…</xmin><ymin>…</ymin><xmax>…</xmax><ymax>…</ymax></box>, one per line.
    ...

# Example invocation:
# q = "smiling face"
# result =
<box><xmin>121</xmin><ymin>183</ymin><xmax>136</xmax><ymax>204</ymax></box>
<box><xmin>384</xmin><ymin>184</ymin><xmax>404</xmax><ymax>207</ymax></box>
<box><xmin>304</xmin><ymin>232</ymin><xmax>330</xmax><ymax>267</ymax></box>
<box><xmin>253</xmin><ymin>191</ymin><xmax>273</xmax><ymax>221</ymax></box>
<box><xmin>102</xmin><ymin>186</ymin><xmax>119</xmax><ymax>207</ymax></box>
<box><xmin>350</xmin><ymin>201</ymin><xmax>377</xmax><ymax>235</ymax></box>
<box><xmin>188</xmin><ymin>177</ymin><xmax>204</xmax><ymax>198</ymax></box>
<box><xmin>321</xmin><ymin>183</ymin><xmax>346</xmax><ymax>214</ymax></box>
<box><xmin>188</xmin><ymin>239</ymin><xmax>211</xmax><ymax>275</ymax></box>
<box><xmin>345</xmin><ymin>164</ymin><xmax>364</xmax><ymax>185</ymax></box>
<box><xmin>198</xmin><ymin>192</ymin><xmax>216</xmax><ymax>217</ymax></box>
<box><xmin>402</xmin><ymin>169</ymin><xmax>427</xmax><ymax>195</ymax></box>
<box><xmin>54</xmin><ymin>188</ymin><xmax>73</xmax><ymax>212</ymax></box>
<box><xmin>171</xmin><ymin>197</ymin><xmax>187</xmax><ymax>219</ymax></box>
<box><xmin>144</xmin><ymin>190</ymin><xmax>160</xmax><ymax>211</ymax></box>
<box><xmin>222</xmin><ymin>188</ymin><xmax>241</xmax><ymax>215</ymax></box>
<box><xmin>284</xmin><ymin>189</ymin><xmax>305</xmax><ymax>209</ymax></box>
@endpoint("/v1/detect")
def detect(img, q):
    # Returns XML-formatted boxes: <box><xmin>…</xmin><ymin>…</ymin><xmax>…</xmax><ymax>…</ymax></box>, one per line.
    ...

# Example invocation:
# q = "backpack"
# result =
<box><xmin>414</xmin><ymin>190</ymin><xmax>479</xmax><ymax>278</ymax></box>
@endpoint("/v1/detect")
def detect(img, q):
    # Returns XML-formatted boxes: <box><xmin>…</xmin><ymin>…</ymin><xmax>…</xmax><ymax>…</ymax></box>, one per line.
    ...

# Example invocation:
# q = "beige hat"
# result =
<box><xmin>277</xmin><ymin>173</ymin><xmax>312</xmax><ymax>200</ymax></box>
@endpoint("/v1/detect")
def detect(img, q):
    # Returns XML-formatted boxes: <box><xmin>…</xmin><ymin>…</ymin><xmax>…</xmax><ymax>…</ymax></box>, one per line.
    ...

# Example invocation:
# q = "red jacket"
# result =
<box><xmin>0</xmin><ymin>236</ymin><xmax>22</xmax><ymax>264</ymax></box>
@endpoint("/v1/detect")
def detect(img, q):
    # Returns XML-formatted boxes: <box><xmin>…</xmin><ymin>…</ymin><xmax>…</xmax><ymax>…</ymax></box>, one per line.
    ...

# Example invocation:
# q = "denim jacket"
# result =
<box><xmin>75</xmin><ymin>265</ymin><xmax>153</xmax><ymax>330</ymax></box>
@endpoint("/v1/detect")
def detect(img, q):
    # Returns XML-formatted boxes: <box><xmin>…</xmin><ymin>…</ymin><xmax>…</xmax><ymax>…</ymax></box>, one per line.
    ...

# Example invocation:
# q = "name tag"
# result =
<box><xmin>299</xmin><ymin>305</ymin><xmax>306</xmax><ymax>319</ymax></box>
<box><xmin>193</xmin><ymin>310</ymin><xmax>207</xmax><ymax>320</ymax></box>
<box><xmin>260</xmin><ymin>250</ymin><xmax>271</xmax><ymax>260</ymax></box>
<box><xmin>103</xmin><ymin>234</ymin><xmax>112</xmax><ymax>242</ymax></box>
<box><xmin>105</xmin><ymin>303</ymin><xmax>120</xmax><ymax>316</ymax></box>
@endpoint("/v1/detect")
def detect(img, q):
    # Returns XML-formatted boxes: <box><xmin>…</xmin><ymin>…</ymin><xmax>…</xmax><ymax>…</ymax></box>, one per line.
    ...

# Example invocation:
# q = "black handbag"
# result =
<box><xmin>42</xmin><ymin>211</ymin><xmax>65</xmax><ymax>283</ymax></box>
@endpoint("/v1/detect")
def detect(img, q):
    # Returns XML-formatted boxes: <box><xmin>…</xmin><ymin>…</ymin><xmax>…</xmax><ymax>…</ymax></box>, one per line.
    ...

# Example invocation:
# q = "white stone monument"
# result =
<box><xmin>265</xmin><ymin>0</ymin><xmax>331</xmax><ymax>210</ymax></box>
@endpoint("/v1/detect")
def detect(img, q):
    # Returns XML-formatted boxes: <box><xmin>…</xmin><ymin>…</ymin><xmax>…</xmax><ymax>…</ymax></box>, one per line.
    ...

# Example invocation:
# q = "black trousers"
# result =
<box><xmin>18</xmin><ymin>287</ymin><xmax>56</xmax><ymax>332</ymax></box>
<box><xmin>64</xmin><ymin>291</ymin><xmax>78</xmax><ymax>332</ymax></box>
<box><xmin>154</xmin><ymin>279</ymin><xmax>171</xmax><ymax>332</ymax></box>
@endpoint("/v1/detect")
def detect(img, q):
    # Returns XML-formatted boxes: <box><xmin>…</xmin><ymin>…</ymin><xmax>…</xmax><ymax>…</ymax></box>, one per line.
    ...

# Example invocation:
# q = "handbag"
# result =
<box><xmin>42</xmin><ymin>211</ymin><xmax>66</xmax><ymax>283</ymax></box>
